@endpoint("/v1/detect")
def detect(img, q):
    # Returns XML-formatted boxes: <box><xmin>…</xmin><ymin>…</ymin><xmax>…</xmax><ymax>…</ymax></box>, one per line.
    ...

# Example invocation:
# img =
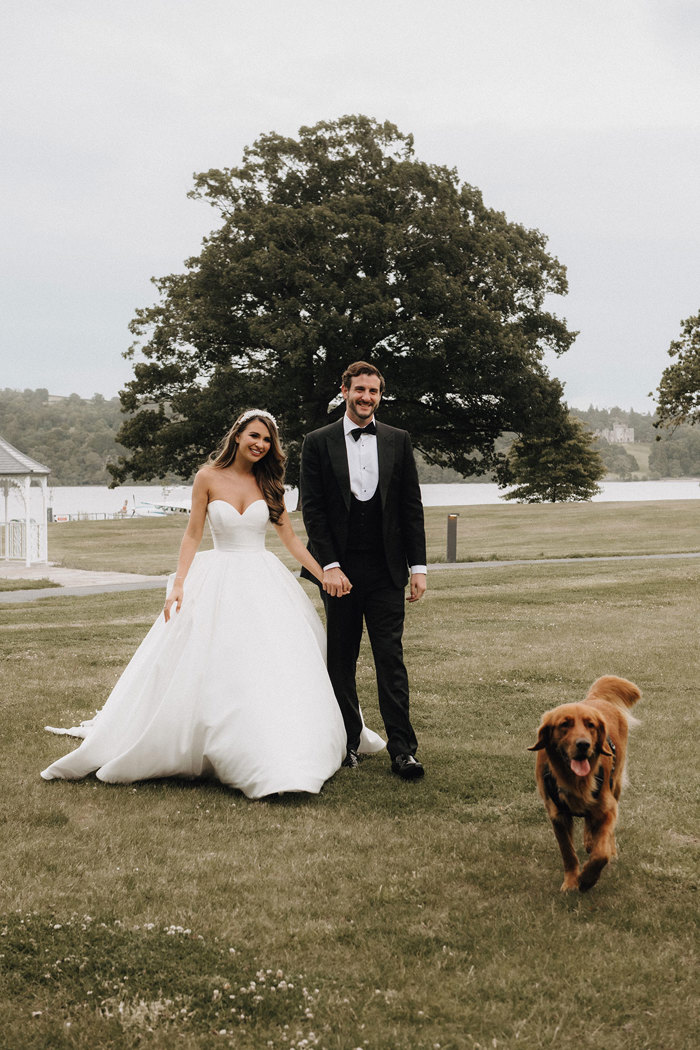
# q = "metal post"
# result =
<box><xmin>446</xmin><ymin>513</ymin><xmax>459</xmax><ymax>563</ymax></box>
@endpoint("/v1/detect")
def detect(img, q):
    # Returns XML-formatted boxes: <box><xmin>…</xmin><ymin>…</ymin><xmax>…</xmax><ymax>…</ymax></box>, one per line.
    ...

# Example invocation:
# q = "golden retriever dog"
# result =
<box><xmin>529</xmin><ymin>675</ymin><xmax>641</xmax><ymax>892</ymax></box>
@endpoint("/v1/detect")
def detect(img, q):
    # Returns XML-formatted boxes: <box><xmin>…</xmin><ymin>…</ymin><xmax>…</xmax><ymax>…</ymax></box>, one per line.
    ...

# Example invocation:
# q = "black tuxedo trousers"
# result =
<box><xmin>325</xmin><ymin>549</ymin><xmax>418</xmax><ymax>759</ymax></box>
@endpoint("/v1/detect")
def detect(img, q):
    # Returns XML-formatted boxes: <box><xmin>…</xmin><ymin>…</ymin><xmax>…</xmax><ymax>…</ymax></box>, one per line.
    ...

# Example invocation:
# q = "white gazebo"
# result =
<box><xmin>0</xmin><ymin>435</ymin><xmax>51</xmax><ymax>566</ymax></box>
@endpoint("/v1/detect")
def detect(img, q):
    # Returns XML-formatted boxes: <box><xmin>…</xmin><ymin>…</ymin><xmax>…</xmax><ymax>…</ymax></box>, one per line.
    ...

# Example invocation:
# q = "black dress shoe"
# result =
<box><xmin>391</xmin><ymin>753</ymin><xmax>425</xmax><ymax>780</ymax></box>
<box><xmin>342</xmin><ymin>748</ymin><xmax>360</xmax><ymax>769</ymax></box>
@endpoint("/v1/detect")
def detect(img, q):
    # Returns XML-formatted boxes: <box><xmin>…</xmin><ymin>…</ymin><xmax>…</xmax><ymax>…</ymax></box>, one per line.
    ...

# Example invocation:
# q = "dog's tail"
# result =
<box><xmin>587</xmin><ymin>676</ymin><xmax>641</xmax><ymax>724</ymax></box>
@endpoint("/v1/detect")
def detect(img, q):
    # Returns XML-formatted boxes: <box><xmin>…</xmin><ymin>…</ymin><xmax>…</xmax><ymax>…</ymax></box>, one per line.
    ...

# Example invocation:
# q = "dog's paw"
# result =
<box><xmin>578</xmin><ymin>857</ymin><xmax>608</xmax><ymax>892</ymax></box>
<box><xmin>560</xmin><ymin>872</ymin><xmax>580</xmax><ymax>892</ymax></box>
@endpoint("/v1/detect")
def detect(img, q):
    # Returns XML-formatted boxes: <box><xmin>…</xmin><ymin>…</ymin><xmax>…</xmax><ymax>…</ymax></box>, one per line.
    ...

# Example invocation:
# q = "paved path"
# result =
<box><xmin>0</xmin><ymin>562</ymin><xmax>168</xmax><ymax>603</ymax></box>
<box><xmin>1</xmin><ymin>551</ymin><xmax>699</xmax><ymax>604</ymax></box>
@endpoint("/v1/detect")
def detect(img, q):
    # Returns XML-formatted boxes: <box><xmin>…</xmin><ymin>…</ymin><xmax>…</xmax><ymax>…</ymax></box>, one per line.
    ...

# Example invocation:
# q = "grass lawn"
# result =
<box><xmin>422</xmin><ymin>499</ymin><xmax>699</xmax><ymax>562</ymax></box>
<box><xmin>0</xmin><ymin>578</ymin><xmax>59</xmax><ymax>592</ymax></box>
<box><xmin>47</xmin><ymin>499</ymin><xmax>700</xmax><ymax>575</ymax></box>
<box><xmin>1</xmin><ymin>506</ymin><xmax>698</xmax><ymax>1048</ymax></box>
<box><xmin>47</xmin><ymin>516</ymin><xmax>209</xmax><ymax>576</ymax></box>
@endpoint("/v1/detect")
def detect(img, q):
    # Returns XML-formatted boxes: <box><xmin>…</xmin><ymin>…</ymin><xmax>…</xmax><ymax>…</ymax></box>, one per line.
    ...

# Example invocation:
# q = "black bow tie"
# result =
<box><xmin>350</xmin><ymin>422</ymin><xmax>377</xmax><ymax>441</ymax></box>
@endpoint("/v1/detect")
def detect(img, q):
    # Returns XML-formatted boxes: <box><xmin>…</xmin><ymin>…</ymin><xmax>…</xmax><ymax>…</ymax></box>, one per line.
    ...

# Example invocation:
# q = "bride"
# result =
<box><xmin>41</xmin><ymin>410</ymin><xmax>385</xmax><ymax>797</ymax></box>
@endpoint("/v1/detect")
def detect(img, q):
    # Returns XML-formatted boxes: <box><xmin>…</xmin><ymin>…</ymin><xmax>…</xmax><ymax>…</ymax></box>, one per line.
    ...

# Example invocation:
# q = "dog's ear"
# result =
<box><xmin>527</xmin><ymin>722</ymin><xmax>550</xmax><ymax>751</ymax></box>
<box><xmin>596</xmin><ymin>719</ymin><xmax>613</xmax><ymax>756</ymax></box>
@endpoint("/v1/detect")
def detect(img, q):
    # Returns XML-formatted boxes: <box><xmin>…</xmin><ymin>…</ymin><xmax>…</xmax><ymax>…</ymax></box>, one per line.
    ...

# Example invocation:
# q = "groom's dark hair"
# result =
<box><xmin>341</xmin><ymin>360</ymin><xmax>386</xmax><ymax>394</ymax></box>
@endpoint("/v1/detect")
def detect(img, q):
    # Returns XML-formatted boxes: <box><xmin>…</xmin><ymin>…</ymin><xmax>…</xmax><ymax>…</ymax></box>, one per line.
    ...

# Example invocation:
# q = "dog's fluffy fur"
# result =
<box><xmin>529</xmin><ymin>675</ymin><xmax>641</xmax><ymax>892</ymax></box>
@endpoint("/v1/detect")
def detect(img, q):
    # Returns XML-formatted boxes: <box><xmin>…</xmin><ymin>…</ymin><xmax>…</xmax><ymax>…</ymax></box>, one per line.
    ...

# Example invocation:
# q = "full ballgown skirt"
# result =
<box><xmin>41</xmin><ymin>500</ymin><xmax>385</xmax><ymax>798</ymax></box>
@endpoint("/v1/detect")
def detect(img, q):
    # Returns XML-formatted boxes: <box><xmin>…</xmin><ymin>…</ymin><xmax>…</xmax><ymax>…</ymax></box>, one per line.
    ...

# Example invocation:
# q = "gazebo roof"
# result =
<box><xmin>0</xmin><ymin>434</ymin><xmax>50</xmax><ymax>476</ymax></box>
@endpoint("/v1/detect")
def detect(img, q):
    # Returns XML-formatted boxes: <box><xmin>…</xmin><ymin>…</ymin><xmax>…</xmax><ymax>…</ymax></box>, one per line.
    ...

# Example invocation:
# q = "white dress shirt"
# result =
<box><xmin>344</xmin><ymin>413</ymin><xmax>379</xmax><ymax>501</ymax></box>
<box><xmin>323</xmin><ymin>415</ymin><xmax>427</xmax><ymax>577</ymax></box>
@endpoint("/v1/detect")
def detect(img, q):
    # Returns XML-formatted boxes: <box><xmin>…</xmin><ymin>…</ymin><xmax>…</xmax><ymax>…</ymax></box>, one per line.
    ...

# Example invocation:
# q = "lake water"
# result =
<box><xmin>42</xmin><ymin>478</ymin><xmax>700</xmax><ymax>518</ymax></box>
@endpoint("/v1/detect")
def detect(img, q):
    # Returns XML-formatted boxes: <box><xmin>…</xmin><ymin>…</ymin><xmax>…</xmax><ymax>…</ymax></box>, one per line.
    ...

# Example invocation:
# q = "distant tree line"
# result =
<box><xmin>0</xmin><ymin>389</ymin><xmax>125</xmax><ymax>485</ymax></box>
<box><xmin>647</xmin><ymin>427</ymin><xmax>700</xmax><ymax>477</ymax></box>
<box><xmin>0</xmin><ymin>388</ymin><xmax>176</xmax><ymax>486</ymax></box>
<box><xmin>2</xmin><ymin>388</ymin><xmax>698</xmax><ymax>486</ymax></box>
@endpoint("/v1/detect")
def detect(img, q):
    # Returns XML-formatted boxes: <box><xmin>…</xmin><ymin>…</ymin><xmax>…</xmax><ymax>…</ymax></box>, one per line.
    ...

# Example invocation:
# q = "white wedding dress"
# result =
<box><xmin>41</xmin><ymin>500</ymin><xmax>385</xmax><ymax>798</ymax></box>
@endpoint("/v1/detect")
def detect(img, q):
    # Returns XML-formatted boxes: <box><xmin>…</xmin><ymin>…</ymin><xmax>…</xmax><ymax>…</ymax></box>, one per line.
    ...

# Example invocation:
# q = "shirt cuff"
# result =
<box><xmin>323</xmin><ymin>562</ymin><xmax>341</xmax><ymax>571</ymax></box>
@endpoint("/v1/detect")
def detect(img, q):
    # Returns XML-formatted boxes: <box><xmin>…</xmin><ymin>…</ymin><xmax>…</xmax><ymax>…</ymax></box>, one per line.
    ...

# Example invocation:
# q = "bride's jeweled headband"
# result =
<box><xmin>237</xmin><ymin>409</ymin><xmax>278</xmax><ymax>429</ymax></box>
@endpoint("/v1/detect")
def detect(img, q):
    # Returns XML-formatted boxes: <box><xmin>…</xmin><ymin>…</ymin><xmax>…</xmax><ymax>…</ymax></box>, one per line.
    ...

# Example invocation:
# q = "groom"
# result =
<box><xmin>300</xmin><ymin>361</ymin><xmax>427</xmax><ymax>779</ymax></box>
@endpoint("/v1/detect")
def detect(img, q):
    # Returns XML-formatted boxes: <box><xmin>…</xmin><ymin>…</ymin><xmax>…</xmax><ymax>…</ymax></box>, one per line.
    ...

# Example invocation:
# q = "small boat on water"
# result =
<box><xmin>131</xmin><ymin>498</ymin><xmax>190</xmax><ymax>517</ymax></box>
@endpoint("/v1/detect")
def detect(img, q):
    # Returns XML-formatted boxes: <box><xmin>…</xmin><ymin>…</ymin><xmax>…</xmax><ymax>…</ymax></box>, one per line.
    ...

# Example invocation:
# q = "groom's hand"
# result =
<box><xmin>323</xmin><ymin>567</ymin><xmax>352</xmax><ymax>597</ymax></box>
<box><xmin>407</xmin><ymin>573</ymin><xmax>427</xmax><ymax>603</ymax></box>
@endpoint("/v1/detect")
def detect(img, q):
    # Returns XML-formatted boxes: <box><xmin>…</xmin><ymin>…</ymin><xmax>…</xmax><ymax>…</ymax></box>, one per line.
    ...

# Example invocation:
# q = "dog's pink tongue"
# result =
<box><xmin>571</xmin><ymin>758</ymin><xmax>591</xmax><ymax>777</ymax></box>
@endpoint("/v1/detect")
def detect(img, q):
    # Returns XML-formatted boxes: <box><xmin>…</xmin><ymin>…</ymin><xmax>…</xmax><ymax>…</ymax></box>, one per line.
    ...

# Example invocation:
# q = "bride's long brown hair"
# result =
<box><xmin>209</xmin><ymin>411</ymin><xmax>286</xmax><ymax>523</ymax></box>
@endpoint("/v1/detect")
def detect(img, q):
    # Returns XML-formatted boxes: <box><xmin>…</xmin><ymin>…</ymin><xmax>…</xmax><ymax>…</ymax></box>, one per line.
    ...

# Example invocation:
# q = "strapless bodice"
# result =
<box><xmin>206</xmin><ymin>499</ymin><xmax>269</xmax><ymax>551</ymax></box>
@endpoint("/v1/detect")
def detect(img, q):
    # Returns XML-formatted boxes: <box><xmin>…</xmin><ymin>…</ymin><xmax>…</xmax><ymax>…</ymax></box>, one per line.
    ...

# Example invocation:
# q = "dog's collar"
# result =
<box><xmin>544</xmin><ymin>738</ymin><xmax>616</xmax><ymax>814</ymax></box>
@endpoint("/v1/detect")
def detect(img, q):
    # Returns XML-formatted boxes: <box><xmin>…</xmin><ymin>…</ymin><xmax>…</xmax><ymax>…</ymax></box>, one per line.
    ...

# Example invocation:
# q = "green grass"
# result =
<box><xmin>47</xmin><ymin>500</ymin><xmax>700</xmax><ymax>575</ymax></box>
<box><xmin>423</xmin><ymin>499</ymin><xmax>699</xmax><ymax>563</ymax></box>
<box><xmin>0</xmin><ymin>577</ymin><xmax>59</xmax><ymax>591</ymax></box>
<box><xmin>47</xmin><ymin>516</ymin><xmax>208</xmax><ymax>576</ymax></box>
<box><xmin>1</xmin><ymin>525</ymin><xmax>698</xmax><ymax>1048</ymax></box>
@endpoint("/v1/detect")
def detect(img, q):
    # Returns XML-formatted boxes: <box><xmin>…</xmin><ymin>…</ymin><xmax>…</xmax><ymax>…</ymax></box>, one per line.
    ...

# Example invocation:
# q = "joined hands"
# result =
<box><xmin>322</xmin><ymin>567</ymin><xmax>352</xmax><ymax>598</ymax></box>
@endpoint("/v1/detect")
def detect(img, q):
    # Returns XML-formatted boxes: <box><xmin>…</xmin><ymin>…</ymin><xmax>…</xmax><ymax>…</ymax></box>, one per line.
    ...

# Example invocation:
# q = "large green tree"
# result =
<box><xmin>501</xmin><ymin>413</ymin><xmax>605</xmax><ymax>503</ymax></box>
<box><xmin>654</xmin><ymin>311</ymin><xmax>700</xmax><ymax>431</ymax></box>
<box><xmin>111</xmin><ymin>115</ymin><xmax>576</xmax><ymax>486</ymax></box>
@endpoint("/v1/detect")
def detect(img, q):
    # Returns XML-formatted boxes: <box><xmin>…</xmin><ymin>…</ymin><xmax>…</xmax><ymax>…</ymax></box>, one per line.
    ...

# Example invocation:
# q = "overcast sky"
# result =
<box><xmin>2</xmin><ymin>0</ymin><xmax>699</xmax><ymax>412</ymax></box>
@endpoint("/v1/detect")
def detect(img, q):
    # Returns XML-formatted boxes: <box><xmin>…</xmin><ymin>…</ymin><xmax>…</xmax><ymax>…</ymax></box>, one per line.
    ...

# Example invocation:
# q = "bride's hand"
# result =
<box><xmin>164</xmin><ymin>582</ymin><xmax>184</xmax><ymax>622</ymax></box>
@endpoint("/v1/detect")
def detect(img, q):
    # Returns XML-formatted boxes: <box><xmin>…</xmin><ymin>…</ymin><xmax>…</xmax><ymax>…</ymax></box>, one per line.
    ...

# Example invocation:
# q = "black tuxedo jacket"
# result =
<box><xmin>299</xmin><ymin>418</ymin><xmax>426</xmax><ymax>590</ymax></box>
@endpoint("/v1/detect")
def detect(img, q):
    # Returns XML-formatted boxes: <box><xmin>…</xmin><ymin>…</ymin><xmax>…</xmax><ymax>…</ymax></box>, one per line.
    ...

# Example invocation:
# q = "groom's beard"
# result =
<box><xmin>345</xmin><ymin>394</ymin><xmax>379</xmax><ymax>424</ymax></box>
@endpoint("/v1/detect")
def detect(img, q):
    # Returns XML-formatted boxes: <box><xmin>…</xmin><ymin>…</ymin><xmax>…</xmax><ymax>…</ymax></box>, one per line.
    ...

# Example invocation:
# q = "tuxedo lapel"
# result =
<box><xmin>376</xmin><ymin>421</ymin><xmax>395</xmax><ymax>508</ymax></box>
<box><xmin>326</xmin><ymin>421</ymin><xmax>351</xmax><ymax>510</ymax></box>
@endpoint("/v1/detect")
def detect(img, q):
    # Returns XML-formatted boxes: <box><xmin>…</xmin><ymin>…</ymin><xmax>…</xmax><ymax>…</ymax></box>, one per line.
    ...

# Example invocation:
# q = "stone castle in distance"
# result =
<box><xmin>595</xmin><ymin>422</ymin><xmax>634</xmax><ymax>444</ymax></box>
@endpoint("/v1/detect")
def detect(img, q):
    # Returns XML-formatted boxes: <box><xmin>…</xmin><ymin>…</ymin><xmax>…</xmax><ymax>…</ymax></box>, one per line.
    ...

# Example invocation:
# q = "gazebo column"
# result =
<box><xmin>2</xmin><ymin>480</ymin><xmax>8</xmax><ymax>560</ymax></box>
<box><xmin>25</xmin><ymin>475</ymin><xmax>32</xmax><ymax>566</ymax></box>
<box><xmin>40</xmin><ymin>477</ymin><xmax>48</xmax><ymax>562</ymax></box>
